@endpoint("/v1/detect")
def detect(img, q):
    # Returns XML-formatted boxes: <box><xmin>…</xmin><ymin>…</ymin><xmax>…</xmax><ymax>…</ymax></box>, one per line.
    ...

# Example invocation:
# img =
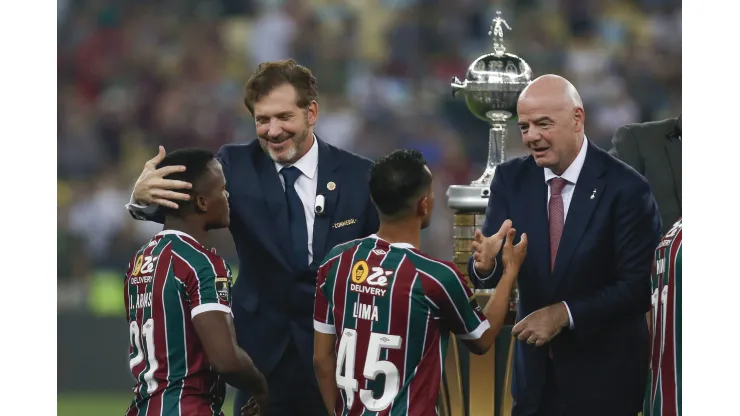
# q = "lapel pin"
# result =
<box><xmin>327</xmin><ymin>181</ymin><xmax>336</xmax><ymax>191</ymax></box>
<box><xmin>590</xmin><ymin>189</ymin><xmax>597</xmax><ymax>200</ymax></box>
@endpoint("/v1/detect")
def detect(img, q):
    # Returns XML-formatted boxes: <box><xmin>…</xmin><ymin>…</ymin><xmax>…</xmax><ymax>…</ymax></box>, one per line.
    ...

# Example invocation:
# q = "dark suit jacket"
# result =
<box><xmin>609</xmin><ymin>116</ymin><xmax>681</xmax><ymax>234</ymax></box>
<box><xmin>467</xmin><ymin>141</ymin><xmax>662</xmax><ymax>416</ymax></box>
<box><xmin>128</xmin><ymin>138</ymin><xmax>380</xmax><ymax>379</ymax></box>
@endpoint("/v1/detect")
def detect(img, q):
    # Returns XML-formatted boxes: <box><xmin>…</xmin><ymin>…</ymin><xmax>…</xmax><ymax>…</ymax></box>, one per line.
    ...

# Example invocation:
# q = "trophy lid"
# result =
<box><xmin>451</xmin><ymin>11</ymin><xmax>532</xmax><ymax>120</ymax></box>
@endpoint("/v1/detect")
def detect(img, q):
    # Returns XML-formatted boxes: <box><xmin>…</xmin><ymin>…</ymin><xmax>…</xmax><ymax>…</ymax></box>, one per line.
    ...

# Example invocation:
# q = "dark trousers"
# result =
<box><xmin>233</xmin><ymin>339</ymin><xmax>326</xmax><ymax>416</ymax></box>
<box><xmin>532</xmin><ymin>358</ymin><xmax>565</xmax><ymax>416</ymax></box>
<box><xmin>531</xmin><ymin>359</ymin><xmax>639</xmax><ymax>416</ymax></box>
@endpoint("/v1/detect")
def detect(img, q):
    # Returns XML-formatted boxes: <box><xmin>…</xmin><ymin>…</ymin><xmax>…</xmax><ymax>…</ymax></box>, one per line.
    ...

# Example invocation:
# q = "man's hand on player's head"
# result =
<box><xmin>472</xmin><ymin>219</ymin><xmax>513</xmax><ymax>275</ymax></box>
<box><xmin>133</xmin><ymin>146</ymin><xmax>193</xmax><ymax>209</ymax></box>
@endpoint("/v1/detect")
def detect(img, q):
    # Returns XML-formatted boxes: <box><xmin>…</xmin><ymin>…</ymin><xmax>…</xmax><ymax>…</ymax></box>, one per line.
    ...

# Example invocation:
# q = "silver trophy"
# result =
<box><xmin>449</xmin><ymin>11</ymin><xmax>532</xmax><ymax>207</ymax></box>
<box><xmin>441</xmin><ymin>13</ymin><xmax>532</xmax><ymax>415</ymax></box>
<box><xmin>446</xmin><ymin>11</ymin><xmax>533</xmax><ymax>282</ymax></box>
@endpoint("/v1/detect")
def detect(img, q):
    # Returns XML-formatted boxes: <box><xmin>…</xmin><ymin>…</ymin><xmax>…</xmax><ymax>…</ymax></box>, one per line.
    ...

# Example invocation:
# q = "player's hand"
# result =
<box><xmin>251</xmin><ymin>392</ymin><xmax>269</xmax><ymax>416</ymax></box>
<box><xmin>240</xmin><ymin>397</ymin><xmax>261</xmax><ymax>416</ymax></box>
<box><xmin>501</xmin><ymin>228</ymin><xmax>527</xmax><ymax>274</ymax></box>
<box><xmin>132</xmin><ymin>146</ymin><xmax>192</xmax><ymax>209</ymax></box>
<box><xmin>472</xmin><ymin>219</ymin><xmax>513</xmax><ymax>276</ymax></box>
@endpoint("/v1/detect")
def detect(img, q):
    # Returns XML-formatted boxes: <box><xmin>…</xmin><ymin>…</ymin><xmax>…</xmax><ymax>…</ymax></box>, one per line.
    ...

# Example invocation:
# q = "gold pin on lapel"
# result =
<box><xmin>327</xmin><ymin>181</ymin><xmax>336</xmax><ymax>191</ymax></box>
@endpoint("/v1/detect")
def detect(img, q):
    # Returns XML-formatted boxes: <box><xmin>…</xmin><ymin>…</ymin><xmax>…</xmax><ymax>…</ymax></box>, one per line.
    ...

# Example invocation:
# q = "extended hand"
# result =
<box><xmin>240</xmin><ymin>397</ymin><xmax>260</xmax><ymax>416</ymax></box>
<box><xmin>132</xmin><ymin>146</ymin><xmax>192</xmax><ymax>209</ymax></box>
<box><xmin>512</xmin><ymin>303</ymin><xmax>569</xmax><ymax>347</ymax></box>
<box><xmin>501</xmin><ymin>227</ymin><xmax>527</xmax><ymax>272</ymax></box>
<box><xmin>472</xmin><ymin>219</ymin><xmax>513</xmax><ymax>276</ymax></box>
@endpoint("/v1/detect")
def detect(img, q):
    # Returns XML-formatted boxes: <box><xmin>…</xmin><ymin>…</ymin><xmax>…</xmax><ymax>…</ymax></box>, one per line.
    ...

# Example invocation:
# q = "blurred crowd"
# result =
<box><xmin>57</xmin><ymin>0</ymin><xmax>681</xmax><ymax>311</ymax></box>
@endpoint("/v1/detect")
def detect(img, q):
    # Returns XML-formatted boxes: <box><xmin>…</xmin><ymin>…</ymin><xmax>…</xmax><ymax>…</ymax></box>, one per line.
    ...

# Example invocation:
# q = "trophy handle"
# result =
<box><xmin>451</xmin><ymin>77</ymin><xmax>465</xmax><ymax>98</ymax></box>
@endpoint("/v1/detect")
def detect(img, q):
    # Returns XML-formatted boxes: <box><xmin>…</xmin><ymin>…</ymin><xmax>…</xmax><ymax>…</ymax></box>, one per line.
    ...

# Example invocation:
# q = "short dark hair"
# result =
<box><xmin>156</xmin><ymin>149</ymin><xmax>215</xmax><ymax>216</ymax></box>
<box><xmin>369</xmin><ymin>149</ymin><xmax>432</xmax><ymax>219</ymax></box>
<box><xmin>243</xmin><ymin>59</ymin><xmax>318</xmax><ymax>115</ymax></box>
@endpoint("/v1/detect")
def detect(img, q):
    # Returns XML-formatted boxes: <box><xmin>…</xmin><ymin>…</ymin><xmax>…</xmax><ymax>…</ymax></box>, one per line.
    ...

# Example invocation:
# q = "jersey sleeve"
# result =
<box><xmin>180</xmin><ymin>250</ymin><xmax>232</xmax><ymax>319</ymax></box>
<box><xmin>313</xmin><ymin>261</ymin><xmax>336</xmax><ymax>335</ymax></box>
<box><xmin>425</xmin><ymin>262</ymin><xmax>489</xmax><ymax>340</ymax></box>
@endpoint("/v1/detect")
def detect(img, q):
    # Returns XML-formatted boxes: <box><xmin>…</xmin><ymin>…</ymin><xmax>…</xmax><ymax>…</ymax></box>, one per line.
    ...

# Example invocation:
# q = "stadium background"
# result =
<box><xmin>57</xmin><ymin>0</ymin><xmax>681</xmax><ymax>414</ymax></box>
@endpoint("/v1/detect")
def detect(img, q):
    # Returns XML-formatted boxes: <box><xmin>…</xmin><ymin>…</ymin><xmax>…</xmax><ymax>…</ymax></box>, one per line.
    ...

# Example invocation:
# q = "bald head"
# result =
<box><xmin>519</xmin><ymin>74</ymin><xmax>583</xmax><ymax>110</ymax></box>
<box><xmin>516</xmin><ymin>74</ymin><xmax>585</xmax><ymax>175</ymax></box>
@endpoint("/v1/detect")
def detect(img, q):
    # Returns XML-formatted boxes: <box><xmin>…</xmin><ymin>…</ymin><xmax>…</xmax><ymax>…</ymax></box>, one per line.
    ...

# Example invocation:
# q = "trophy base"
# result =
<box><xmin>443</xmin><ymin>184</ymin><xmax>518</xmax><ymax>416</ymax></box>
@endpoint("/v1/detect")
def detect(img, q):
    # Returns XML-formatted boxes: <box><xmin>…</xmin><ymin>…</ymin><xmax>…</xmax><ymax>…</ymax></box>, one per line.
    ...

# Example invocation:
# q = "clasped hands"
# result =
<box><xmin>472</xmin><ymin>219</ymin><xmax>569</xmax><ymax>347</ymax></box>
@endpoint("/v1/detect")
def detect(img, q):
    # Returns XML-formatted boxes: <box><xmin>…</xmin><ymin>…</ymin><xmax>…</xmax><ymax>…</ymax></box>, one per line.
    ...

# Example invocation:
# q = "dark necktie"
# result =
<box><xmin>280</xmin><ymin>166</ymin><xmax>309</xmax><ymax>269</ymax></box>
<box><xmin>549</xmin><ymin>177</ymin><xmax>568</xmax><ymax>272</ymax></box>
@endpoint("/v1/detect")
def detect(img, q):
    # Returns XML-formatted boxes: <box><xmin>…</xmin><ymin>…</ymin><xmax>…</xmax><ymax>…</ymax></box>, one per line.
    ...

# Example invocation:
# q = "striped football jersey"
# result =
<box><xmin>314</xmin><ymin>235</ymin><xmax>489</xmax><ymax>416</ymax></box>
<box><xmin>644</xmin><ymin>218</ymin><xmax>682</xmax><ymax>416</ymax></box>
<box><xmin>124</xmin><ymin>230</ymin><xmax>233</xmax><ymax>416</ymax></box>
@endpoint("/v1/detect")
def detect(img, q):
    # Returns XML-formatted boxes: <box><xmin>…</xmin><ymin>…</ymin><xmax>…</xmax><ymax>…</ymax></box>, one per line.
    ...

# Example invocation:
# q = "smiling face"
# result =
<box><xmin>516</xmin><ymin>75</ymin><xmax>585</xmax><ymax>175</ymax></box>
<box><xmin>252</xmin><ymin>83</ymin><xmax>317</xmax><ymax>164</ymax></box>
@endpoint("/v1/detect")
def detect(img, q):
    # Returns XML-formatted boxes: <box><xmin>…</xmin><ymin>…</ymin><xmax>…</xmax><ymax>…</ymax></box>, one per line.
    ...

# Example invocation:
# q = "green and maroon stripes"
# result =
<box><xmin>341</xmin><ymin>239</ymin><xmax>380</xmax><ymax>415</ymax></box>
<box><xmin>127</xmin><ymin>239</ymin><xmax>171</xmax><ymax>416</ymax></box>
<box><xmin>158</xmin><ymin>247</ymin><xmax>186</xmax><ymax>416</ymax></box>
<box><xmin>169</xmin><ymin>235</ymin><xmax>230</xmax><ymax>416</ymax></box>
<box><xmin>674</xmin><ymin>241</ymin><xmax>682</xmax><ymax>415</ymax></box>
<box><xmin>125</xmin><ymin>231</ymin><xmax>231</xmax><ymax>416</ymax></box>
<box><xmin>404</xmin><ymin>251</ymin><xmax>483</xmax><ymax>415</ymax></box>
<box><xmin>326</xmin><ymin>240</ymin><xmax>365</xmax><ymax>413</ymax></box>
<box><xmin>659</xmin><ymin>225</ymin><xmax>681</xmax><ymax>416</ymax></box>
<box><xmin>317</xmin><ymin>236</ymin><xmax>486</xmax><ymax>415</ymax></box>
<box><xmin>354</xmin><ymin>241</ymin><xmax>396</xmax><ymax>416</ymax></box>
<box><xmin>645</xmin><ymin>219</ymin><xmax>682</xmax><ymax>416</ymax></box>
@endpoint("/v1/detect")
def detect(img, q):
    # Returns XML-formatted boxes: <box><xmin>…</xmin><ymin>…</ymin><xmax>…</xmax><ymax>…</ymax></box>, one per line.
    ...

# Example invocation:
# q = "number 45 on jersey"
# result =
<box><xmin>336</xmin><ymin>328</ymin><xmax>402</xmax><ymax>412</ymax></box>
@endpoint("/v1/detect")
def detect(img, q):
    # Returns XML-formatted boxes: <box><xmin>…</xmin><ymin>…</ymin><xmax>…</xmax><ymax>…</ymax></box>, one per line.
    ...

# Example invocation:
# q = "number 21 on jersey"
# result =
<box><xmin>130</xmin><ymin>319</ymin><xmax>159</xmax><ymax>394</ymax></box>
<box><xmin>336</xmin><ymin>328</ymin><xmax>402</xmax><ymax>411</ymax></box>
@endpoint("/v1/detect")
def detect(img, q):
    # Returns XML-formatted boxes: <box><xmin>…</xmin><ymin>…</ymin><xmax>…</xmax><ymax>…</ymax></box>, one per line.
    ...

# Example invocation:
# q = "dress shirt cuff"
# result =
<box><xmin>562</xmin><ymin>301</ymin><xmax>575</xmax><ymax>329</ymax></box>
<box><xmin>125</xmin><ymin>190</ymin><xmax>158</xmax><ymax>215</ymax></box>
<box><xmin>472</xmin><ymin>259</ymin><xmax>497</xmax><ymax>281</ymax></box>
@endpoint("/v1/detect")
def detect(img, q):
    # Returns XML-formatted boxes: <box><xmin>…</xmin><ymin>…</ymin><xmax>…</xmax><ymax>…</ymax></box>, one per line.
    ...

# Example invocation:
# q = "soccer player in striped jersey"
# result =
<box><xmin>313</xmin><ymin>149</ymin><xmax>527</xmax><ymax>415</ymax></box>
<box><xmin>644</xmin><ymin>218</ymin><xmax>682</xmax><ymax>416</ymax></box>
<box><xmin>124</xmin><ymin>149</ymin><xmax>269</xmax><ymax>416</ymax></box>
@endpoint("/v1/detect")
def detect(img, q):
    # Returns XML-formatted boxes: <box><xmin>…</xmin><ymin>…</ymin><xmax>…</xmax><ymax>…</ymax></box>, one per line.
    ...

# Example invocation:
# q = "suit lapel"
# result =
<box><xmin>253</xmin><ymin>148</ymin><xmax>294</xmax><ymax>266</ymax></box>
<box><xmin>664</xmin><ymin>137</ymin><xmax>682</xmax><ymax>206</ymax></box>
<box><xmin>552</xmin><ymin>142</ymin><xmax>606</xmax><ymax>282</ymax></box>
<box><xmin>521</xmin><ymin>161</ymin><xmax>551</xmax><ymax>286</ymax></box>
<box><xmin>311</xmin><ymin>138</ymin><xmax>340</xmax><ymax>266</ymax></box>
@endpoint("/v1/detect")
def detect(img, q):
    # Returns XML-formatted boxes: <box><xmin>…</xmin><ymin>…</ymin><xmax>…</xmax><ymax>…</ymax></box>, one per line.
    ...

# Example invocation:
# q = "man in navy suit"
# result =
<box><xmin>125</xmin><ymin>60</ymin><xmax>380</xmax><ymax>416</ymax></box>
<box><xmin>468</xmin><ymin>75</ymin><xmax>662</xmax><ymax>416</ymax></box>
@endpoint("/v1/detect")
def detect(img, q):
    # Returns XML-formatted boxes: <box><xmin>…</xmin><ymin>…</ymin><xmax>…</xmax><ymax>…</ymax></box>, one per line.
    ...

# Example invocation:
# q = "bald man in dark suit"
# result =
<box><xmin>609</xmin><ymin>116</ymin><xmax>681</xmax><ymax>234</ymax></box>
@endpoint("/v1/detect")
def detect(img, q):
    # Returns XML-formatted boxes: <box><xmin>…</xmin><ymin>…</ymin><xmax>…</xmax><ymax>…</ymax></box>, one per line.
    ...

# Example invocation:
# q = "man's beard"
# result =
<box><xmin>261</xmin><ymin>125</ymin><xmax>310</xmax><ymax>164</ymax></box>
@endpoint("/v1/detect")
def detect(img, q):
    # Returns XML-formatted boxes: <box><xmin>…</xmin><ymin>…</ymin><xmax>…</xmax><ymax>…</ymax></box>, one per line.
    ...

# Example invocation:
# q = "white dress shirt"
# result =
<box><xmin>474</xmin><ymin>137</ymin><xmax>589</xmax><ymax>329</ymax></box>
<box><xmin>125</xmin><ymin>135</ymin><xmax>321</xmax><ymax>265</ymax></box>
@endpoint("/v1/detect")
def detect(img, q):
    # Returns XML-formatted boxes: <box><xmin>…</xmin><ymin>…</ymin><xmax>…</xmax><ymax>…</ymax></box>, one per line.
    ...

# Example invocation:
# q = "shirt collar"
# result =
<box><xmin>157</xmin><ymin>229</ymin><xmax>200</xmax><ymax>244</ymax></box>
<box><xmin>543</xmin><ymin>136</ymin><xmax>588</xmax><ymax>185</ymax></box>
<box><xmin>274</xmin><ymin>134</ymin><xmax>319</xmax><ymax>179</ymax></box>
<box><xmin>369</xmin><ymin>234</ymin><xmax>416</xmax><ymax>249</ymax></box>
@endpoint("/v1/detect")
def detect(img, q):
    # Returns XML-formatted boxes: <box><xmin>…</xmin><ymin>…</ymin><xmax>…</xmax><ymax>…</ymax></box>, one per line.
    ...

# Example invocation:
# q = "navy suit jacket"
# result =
<box><xmin>467</xmin><ymin>141</ymin><xmax>662</xmax><ymax>416</ymax></box>
<box><xmin>128</xmin><ymin>138</ymin><xmax>379</xmax><ymax>379</ymax></box>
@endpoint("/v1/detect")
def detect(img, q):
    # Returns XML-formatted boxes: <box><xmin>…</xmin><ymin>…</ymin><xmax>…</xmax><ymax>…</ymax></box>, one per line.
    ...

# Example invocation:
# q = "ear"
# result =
<box><xmin>418</xmin><ymin>196</ymin><xmax>429</xmax><ymax>217</ymax></box>
<box><xmin>307</xmin><ymin>100</ymin><xmax>319</xmax><ymax>127</ymax></box>
<box><xmin>195</xmin><ymin>195</ymin><xmax>208</xmax><ymax>213</ymax></box>
<box><xmin>574</xmin><ymin>107</ymin><xmax>585</xmax><ymax>133</ymax></box>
